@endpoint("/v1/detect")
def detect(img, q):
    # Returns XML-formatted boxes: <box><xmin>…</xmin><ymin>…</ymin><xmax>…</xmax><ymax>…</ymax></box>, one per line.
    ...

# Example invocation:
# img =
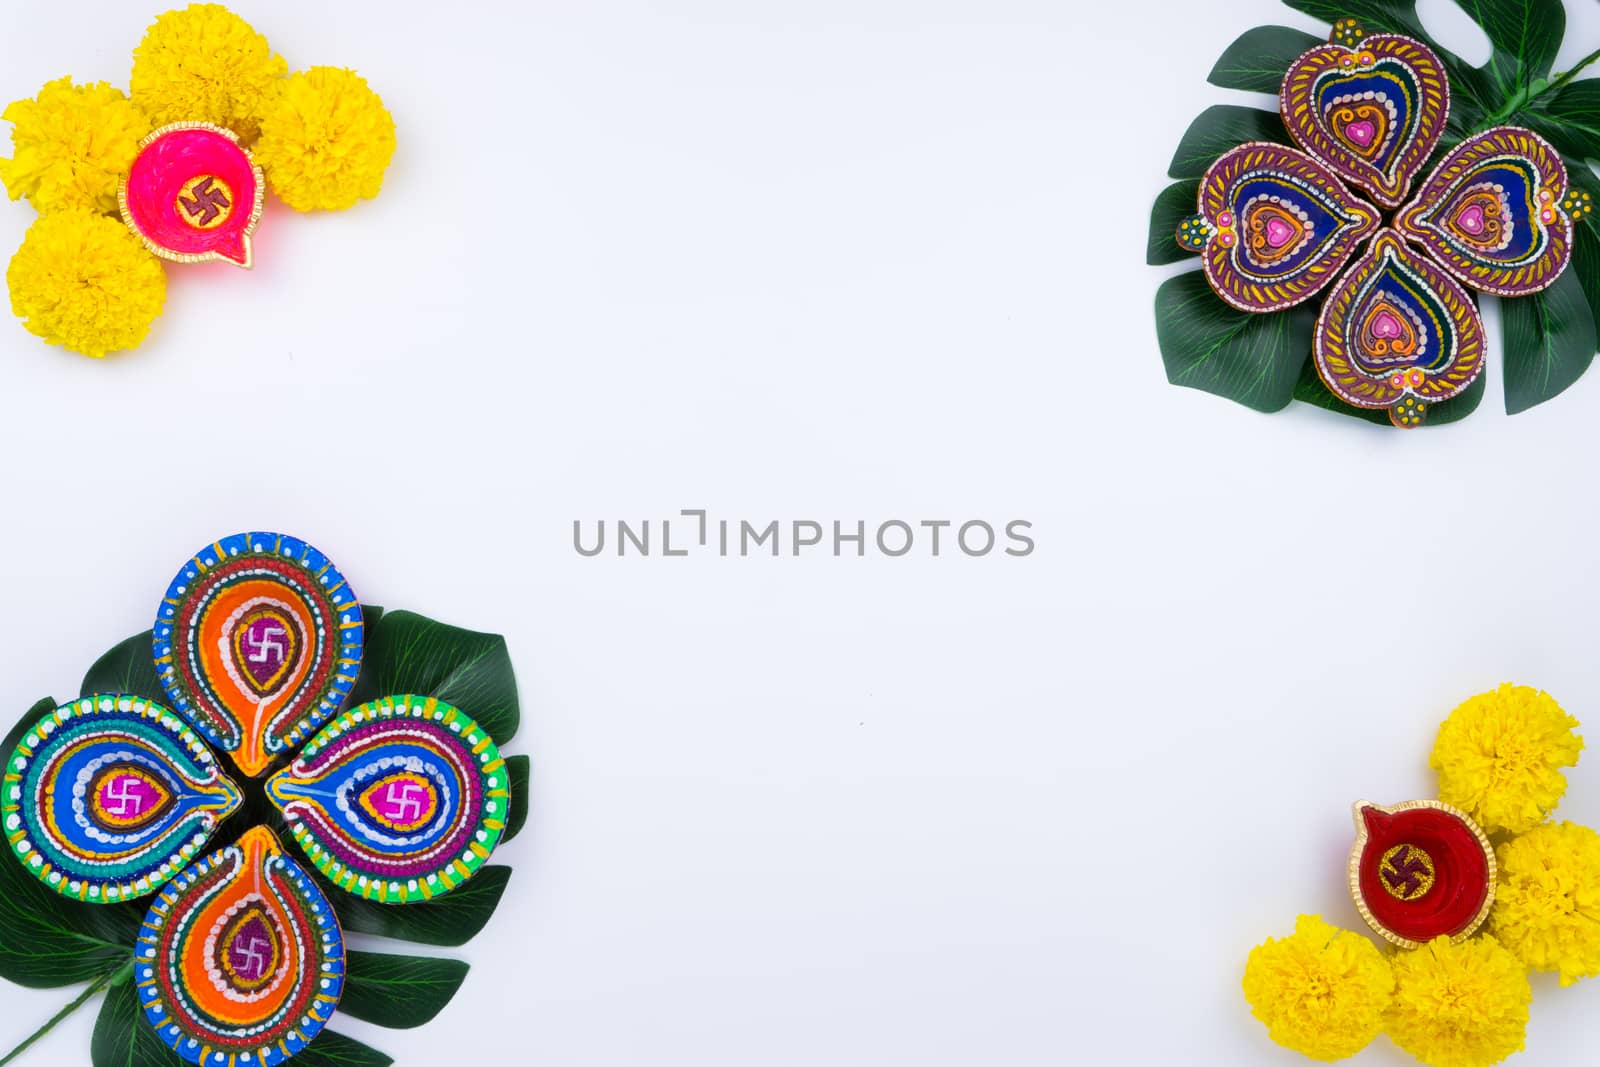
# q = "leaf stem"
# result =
<box><xmin>1482</xmin><ymin>47</ymin><xmax>1600</xmax><ymax>127</ymax></box>
<box><xmin>0</xmin><ymin>963</ymin><xmax>129</xmax><ymax>1067</ymax></box>
<box><xmin>1548</xmin><ymin>46</ymin><xmax>1600</xmax><ymax>96</ymax></box>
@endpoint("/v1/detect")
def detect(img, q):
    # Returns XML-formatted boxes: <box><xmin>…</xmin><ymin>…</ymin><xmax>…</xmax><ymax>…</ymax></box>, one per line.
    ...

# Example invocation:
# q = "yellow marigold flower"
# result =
<box><xmin>1491</xmin><ymin>821</ymin><xmax>1600</xmax><ymax>984</ymax></box>
<box><xmin>131</xmin><ymin>4</ymin><xmax>286</xmax><ymax>143</ymax></box>
<box><xmin>1242</xmin><ymin>915</ymin><xmax>1393</xmax><ymax>1062</ymax></box>
<box><xmin>1431</xmin><ymin>682</ymin><xmax>1581</xmax><ymax>835</ymax></box>
<box><xmin>0</xmin><ymin>77</ymin><xmax>147</xmax><ymax>214</ymax></box>
<box><xmin>255</xmin><ymin>67</ymin><xmax>396</xmax><ymax>211</ymax></box>
<box><xmin>1385</xmin><ymin>935</ymin><xmax>1530</xmax><ymax>1067</ymax></box>
<box><xmin>7</xmin><ymin>211</ymin><xmax>166</xmax><ymax>358</ymax></box>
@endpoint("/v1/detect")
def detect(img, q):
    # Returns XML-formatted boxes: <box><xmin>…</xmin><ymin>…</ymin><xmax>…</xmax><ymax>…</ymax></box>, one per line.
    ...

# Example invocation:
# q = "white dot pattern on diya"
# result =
<box><xmin>2</xmin><ymin>696</ymin><xmax>241</xmax><ymax>903</ymax></box>
<box><xmin>265</xmin><ymin>695</ymin><xmax>508</xmax><ymax>904</ymax></box>
<box><xmin>137</xmin><ymin>827</ymin><xmax>344</xmax><ymax>1067</ymax></box>
<box><xmin>152</xmin><ymin>533</ymin><xmax>364</xmax><ymax>778</ymax></box>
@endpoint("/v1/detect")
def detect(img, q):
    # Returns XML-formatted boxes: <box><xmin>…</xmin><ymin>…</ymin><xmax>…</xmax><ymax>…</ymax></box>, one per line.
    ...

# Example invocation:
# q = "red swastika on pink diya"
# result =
<box><xmin>120</xmin><ymin>123</ymin><xmax>263</xmax><ymax>267</ymax></box>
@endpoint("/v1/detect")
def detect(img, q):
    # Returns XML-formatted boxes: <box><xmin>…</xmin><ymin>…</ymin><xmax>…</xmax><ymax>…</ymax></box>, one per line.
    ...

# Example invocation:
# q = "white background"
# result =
<box><xmin>3</xmin><ymin>1</ymin><xmax>1600</xmax><ymax>1064</ymax></box>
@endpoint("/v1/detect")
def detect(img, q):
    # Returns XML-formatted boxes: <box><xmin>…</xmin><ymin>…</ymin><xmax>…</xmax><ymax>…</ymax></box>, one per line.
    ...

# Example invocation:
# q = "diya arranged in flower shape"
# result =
<box><xmin>1177</xmin><ymin>21</ymin><xmax>1585</xmax><ymax>428</ymax></box>
<box><xmin>1243</xmin><ymin>684</ymin><xmax>1600</xmax><ymax>1067</ymax></box>
<box><xmin>0</xmin><ymin>5</ymin><xmax>398</xmax><ymax>357</ymax></box>
<box><xmin>0</xmin><ymin>532</ymin><xmax>524</xmax><ymax>1066</ymax></box>
<box><xmin>1155</xmin><ymin>11</ymin><xmax>1600</xmax><ymax>428</ymax></box>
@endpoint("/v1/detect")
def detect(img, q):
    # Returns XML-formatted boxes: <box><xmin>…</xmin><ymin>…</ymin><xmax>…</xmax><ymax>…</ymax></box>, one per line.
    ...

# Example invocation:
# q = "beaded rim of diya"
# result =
<box><xmin>1347</xmin><ymin>798</ymin><xmax>1497</xmax><ymax>949</ymax></box>
<box><xmin>117</xmin><ymin>121</ymin><xmax>266</xmax><ymax>269</ymax></box>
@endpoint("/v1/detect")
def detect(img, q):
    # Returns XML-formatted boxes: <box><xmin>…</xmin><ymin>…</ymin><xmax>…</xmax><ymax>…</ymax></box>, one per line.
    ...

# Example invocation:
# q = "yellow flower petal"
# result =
<box><xmin>1385</xmin><ymin>935</ymin><xmax>1530</xmax><ymax>1067</ymax></box>
<box><xmin>131</xmin><ymin>4</ymin><xmax>286</xmax><ymax>143</ymax></box>
<box><xmin>1242</xmin><ymin>915</ymin><xmax>1393</xmax><ymax>1061</ymax></box>
<box><xmin>1431</xmin><ymin>682</ymin><xmax>1581</xmax><ymax>835</ymax></box>
<box><xmin>7</xmin><ymin>211</ymin><xmax>166</xmax><ymax>357</ymax></box>
<box><xmin>0</xmin><ymin>76</ymin><xmax>148</xmax><ymax>214</ymax></box>
<box><xmin>1491</xmin><ymin>820</ymin><xmax>1600</xmax><ymax>984</ymax></box>
<box><xmin>255</xmin><ymin>66</ymin><xmax>396</xmax><ymax>211</ymax></box>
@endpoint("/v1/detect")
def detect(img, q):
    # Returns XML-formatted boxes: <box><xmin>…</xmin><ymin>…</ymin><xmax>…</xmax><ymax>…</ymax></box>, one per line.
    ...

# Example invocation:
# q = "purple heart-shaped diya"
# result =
<box><xmin>1176</xmin><ymin>142</ymin><xmax>1380</xmax><ymax>313</ymax></box>
<box><xmin>1280</xmin><ymin>34</ymin><xmax>1449</xmax><ymax>208</ymax></box>
<box><xmin>1314</xmin><ymin>230</ymin><xmax>1485</xmax><ymax>428</ymax></box>
<box><xmin>1395</xmin><ymin>126</ymin><xmax>1576</xmax><ymax>297</ymax></box>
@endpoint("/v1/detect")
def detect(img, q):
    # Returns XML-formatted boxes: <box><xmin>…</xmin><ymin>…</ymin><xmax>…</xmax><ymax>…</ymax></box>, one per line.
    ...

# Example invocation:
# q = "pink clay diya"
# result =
<box><xmin>119</xmin><ymin>122</ymin><xmax>264</xmax><ymax>268</ymax></box>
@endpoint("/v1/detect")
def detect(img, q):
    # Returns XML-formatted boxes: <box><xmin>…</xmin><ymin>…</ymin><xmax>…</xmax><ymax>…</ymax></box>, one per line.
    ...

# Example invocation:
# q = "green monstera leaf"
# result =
<box><xmin>79</xmin><ymin>635</ymin><xmax>166</xmax><ymax>705</ymax></box>
<box><xmin>1153</xmin><ymin>0</ymin><xmax>1600</xmax><ymax>425</ymax></box>
<box><xmin>1208</xmin><ymin>26</ymin><xmax>1324</xmax><ymax>93</ymax></box>
<box><xmin>1155</xmin><ymin>271</ymin><xmax>1315</xmax><ymax>412</ymax></box>
<box><xmin>504</xmin><ymin>755</ymin><xmax>532</xmax><ymax>843</ymax></box>
<box><xmin>1167</xmin><ymin>105</ymin><xmax>1290</xmax><ymax>180</ymax></box>
<box><xmin>1502</xmin><ymin>269</ymin><xmax>1598</xmax><ymax>412</ymax></box>
<box><xmin>1529</xmin><ymin>80</ymin><xmax>1600</xmax><ymax>158</ymax></box>
<box><xmin>340</xmin><ymin>952</ymin><xmax>471</xmax><ymax>1029</ymax></box>
<box><xmin>348</xmin><ymin>610</ymin><xmax>520</xmax><ymax>746</ymax></box>
<box><xmin>1567</xmin><ymin>170</ymin><xmax>1600</xmax><ymax>335</ymax></box>
<box><xmin>1149</xmin><ymin>180</ymin><xmax>1202</xmax><ymax>266</ymax></box>
<box><xmin>328</xmin><ymin>865</ymin><xmax>514</xmax><ymax>948</ymax></box>
<box><xmin>1</xmin><ymin>607</ymin><xmax>524</xmax><ymax>1067</ymax></box>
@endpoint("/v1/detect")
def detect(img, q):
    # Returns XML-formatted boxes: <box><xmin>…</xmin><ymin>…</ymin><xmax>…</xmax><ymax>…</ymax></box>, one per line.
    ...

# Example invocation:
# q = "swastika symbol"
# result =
<box><xmin>381</xmin><ymin>781</ymin><xmax>427</xmax><ymax>823</ymax></box>
<box><xmin>246</xmin><ymin>624</ymin><xmax>288</xmax><ymax>666</ymax></box>
<box><xmin>1380</xmin><ymin>844</ymin><xmax>1436</xmax><ymax>900</ymax></box>
<box><xmin>178</xmin><ymin>175</ymin><xmax>232</xmax><ymax>227</ymax></box>
<box><xmin>233</xmin><ymin>935</ymin><xmax>270</xmax><ymax>979</ymax></box>
<box><xmin>103</xmin><ymin>775</ymin><xmax>153</xmax><ymax>817</ymax></box>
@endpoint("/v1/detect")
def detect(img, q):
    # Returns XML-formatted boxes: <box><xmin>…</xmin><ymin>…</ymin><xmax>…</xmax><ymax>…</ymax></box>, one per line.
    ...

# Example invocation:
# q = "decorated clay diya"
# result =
<box><xmin>1</xmin><ymin>696</ymin><xmax>242</xmax><ymax>903</ymax></box>
<box><xmin>266</xmin><ymin>695</ymin><xmax>510</xmax><ymax>904</ymax></box>
<box><xmin>1277</xmin><ymin>33</ymin><xmax>1449</xmax><ymax>208</ymax></box>
<box><xmin>1348</xmin><ymin>799</ymin><xmax>1496</xmax><ymax>948</ymax></box>
<box><xmin>152</xmin><ymin>532</ymin><xmax>364</xmax><ymax>777</ymax></box>
<box><xmin>1174</xmin><ymin>20</ymin><xmax>1592</xmax><ymax>428</ymax></box>
<box><xmin>136</xmin><ymin>826</ymin><xmax>345</xmax><ymax>1066</ymax></box>
<box><xmin>119</xmin><ymin>122</ymin><xmax>265</xmax><ymax>268</ymax></box>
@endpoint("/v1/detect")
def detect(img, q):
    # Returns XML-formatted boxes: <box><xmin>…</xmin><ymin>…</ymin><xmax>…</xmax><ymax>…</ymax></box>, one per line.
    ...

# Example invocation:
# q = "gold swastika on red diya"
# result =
<box><xmin>1379</xmin><ymin>843</ymin><xmax>1436</xmax><ymax>901</ymax></box>
<box><xmin>175</xmin><ymin>174</ymin><xmax>234</xmax><ymax>230</ymax></box>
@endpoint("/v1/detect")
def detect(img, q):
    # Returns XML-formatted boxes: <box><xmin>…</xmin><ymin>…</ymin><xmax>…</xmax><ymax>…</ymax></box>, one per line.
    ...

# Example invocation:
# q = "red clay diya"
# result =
<box><xmin>1348</xmin><ymin>799</ymin><xmax>1496</xmax><ymax>948</ymax></box>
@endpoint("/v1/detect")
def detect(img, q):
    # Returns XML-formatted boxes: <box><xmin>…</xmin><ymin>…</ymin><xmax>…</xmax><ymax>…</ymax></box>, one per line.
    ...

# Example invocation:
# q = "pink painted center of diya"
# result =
<box><xmin>1264</xmin><ymin>217</ymin><xmax>1298</xmax><ymax>248</ymax></box>
<box><xmin>98</xmin><ymin>771</ymin><xmax>161</xmax><ymax>819</ymax></box>
<box><xmin>1454</xmin><ymin>203</ymin><xmax>1487</xmax><ymax>235</ymax></box>
<box><xmin>226</xmin><ymin>912</ymin><xmax>277</xmax><ymax>983</ymax></box>
<box><xmin>232</xmin><ymin>607</ymin><xmax>298</xmax><ymax>694</ymax></box>
<box><xmin>123</xmin><ymin>127</ymin><xmax>259</xmax><ymax>265</ymax></box>
<box><xmin>1344</xmin><ymin>120</ymin><xmax>1377</xmax><ymax>147</ymax></box>
<box><xmin>377</xmin><ymin>779</ymin><xmax>436</xmax><ymax>825</ymax></box>
<box><xmin>242</xmin><ymin>616</ymin><xmax>289</xmax><ymax>686</ymax></box>
<box><xmin>1370</xmin><ymin>309</ymin><xmax>1405</xmax><ymax>339</ymax></box>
